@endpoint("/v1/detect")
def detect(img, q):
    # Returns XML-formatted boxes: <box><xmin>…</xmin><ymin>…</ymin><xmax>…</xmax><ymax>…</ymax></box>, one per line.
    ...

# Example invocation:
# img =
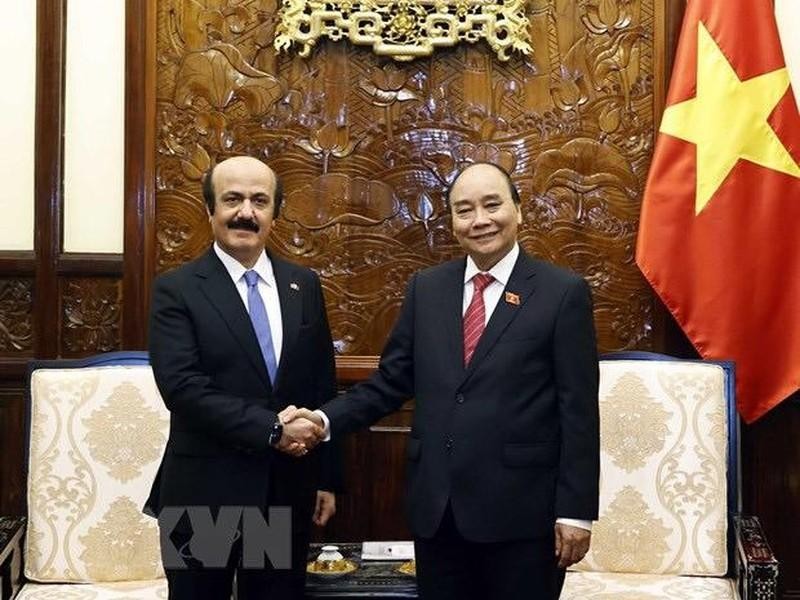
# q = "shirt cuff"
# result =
<box><xmin>314</xmin><ymin>409</ymin><xmax>331</xmax><ymax>442</ymax></box>
<box><xmin>556</xmin><ymin>518</ymin><xmax>592</xmax><ymax>531</ymax></box>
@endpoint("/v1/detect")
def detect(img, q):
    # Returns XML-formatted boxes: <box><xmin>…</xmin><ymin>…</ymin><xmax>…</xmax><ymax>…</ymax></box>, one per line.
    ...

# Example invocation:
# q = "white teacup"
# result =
<box><xmin>317</xmin><ymin>545</ymin><xmax>343</xmax><ymax>562</ymax></box>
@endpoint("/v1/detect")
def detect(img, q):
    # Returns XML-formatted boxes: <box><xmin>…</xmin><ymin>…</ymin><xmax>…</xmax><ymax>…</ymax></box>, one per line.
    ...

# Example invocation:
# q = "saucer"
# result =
<box><xmin>306</xmin><ymin>558</ymin><xmax>358</xmax><ymax>578</ymax></box>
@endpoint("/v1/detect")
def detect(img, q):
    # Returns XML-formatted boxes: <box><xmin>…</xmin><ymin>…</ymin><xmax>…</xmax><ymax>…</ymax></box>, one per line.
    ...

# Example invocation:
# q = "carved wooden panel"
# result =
<box><xmin>59</xmin><ymin>278</ymin><xmax>122</xmax><ymax>356</ymax></box>
<box><xmin>155</xmin><ymin>0</ymin><xmax>659</xmax><ymax>355</ymax></box>
<box><xmin>0</xmin><ymin>279</ymin><xmax>34</xmax><ymax>355</ymax></box>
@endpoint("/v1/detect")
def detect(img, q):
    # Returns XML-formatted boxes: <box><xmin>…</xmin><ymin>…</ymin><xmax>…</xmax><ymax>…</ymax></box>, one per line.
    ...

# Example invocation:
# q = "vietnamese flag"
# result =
<box><xmin>636</xmin><ymin>0</ymin><xmax>800</xmax><ymax>423</ymax></box>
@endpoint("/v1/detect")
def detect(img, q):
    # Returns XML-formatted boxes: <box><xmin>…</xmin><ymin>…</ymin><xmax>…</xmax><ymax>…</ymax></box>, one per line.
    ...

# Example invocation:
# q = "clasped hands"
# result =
<box><xmin>274</xmin><ymin>405</ymin><xmax>325</xmax><ymax>457</ymax></box>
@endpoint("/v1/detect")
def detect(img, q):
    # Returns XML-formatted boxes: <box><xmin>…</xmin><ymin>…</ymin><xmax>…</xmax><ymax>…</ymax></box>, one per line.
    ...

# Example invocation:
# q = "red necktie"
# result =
<box><xmin>463</xmin><ymin>273</ymin><xmax>494</xmax><ymax>366</ymax></box>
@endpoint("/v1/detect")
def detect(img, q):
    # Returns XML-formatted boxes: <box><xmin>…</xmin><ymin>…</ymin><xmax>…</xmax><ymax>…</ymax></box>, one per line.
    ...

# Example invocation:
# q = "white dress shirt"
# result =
<box><xmin>214</xmin><ymin>243</ymin><xmax>283</xmax><ymax>365</ymax></box>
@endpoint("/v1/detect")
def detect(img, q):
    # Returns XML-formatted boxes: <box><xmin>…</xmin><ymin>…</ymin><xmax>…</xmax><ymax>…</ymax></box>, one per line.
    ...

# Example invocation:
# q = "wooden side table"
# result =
<box><xmin>305</xmin><ymin>543</ymin><xmax>417</xmax><ymax>599</ymax></box>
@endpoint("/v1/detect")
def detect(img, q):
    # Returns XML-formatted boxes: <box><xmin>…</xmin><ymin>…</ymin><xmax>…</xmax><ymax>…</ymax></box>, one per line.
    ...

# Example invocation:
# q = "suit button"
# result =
<box><xmin>456</xmin><ymin>394</ymin><xmax>465</xmax><ymax>404</ymax></box>
<box><xmin>445</xmin><ymin>437</ymin><xmax>454</xmax><ymax>451</ymax></box>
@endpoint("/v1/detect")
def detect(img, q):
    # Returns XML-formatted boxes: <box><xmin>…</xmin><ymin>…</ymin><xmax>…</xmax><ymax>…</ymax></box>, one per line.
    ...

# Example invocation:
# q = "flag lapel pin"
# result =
<box><xmin>505</xmin><ymin>292</ymin><xmax>520</xmax><ymax>306</ymax></box>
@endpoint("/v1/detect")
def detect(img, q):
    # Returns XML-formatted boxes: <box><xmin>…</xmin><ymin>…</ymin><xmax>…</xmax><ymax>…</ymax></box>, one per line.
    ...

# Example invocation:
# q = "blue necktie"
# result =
<box><xmin>243</xmin><ymin>270</ymin><xmax>278</xmax><ymax>384</ymax></box>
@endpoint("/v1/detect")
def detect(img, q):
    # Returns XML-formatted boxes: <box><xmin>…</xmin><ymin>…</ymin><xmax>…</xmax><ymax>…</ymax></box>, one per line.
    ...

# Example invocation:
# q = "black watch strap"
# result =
<box><xmin>268</xmin><ymin>419</ymin><xmax>283</xmax><ymax>447</ymax></box>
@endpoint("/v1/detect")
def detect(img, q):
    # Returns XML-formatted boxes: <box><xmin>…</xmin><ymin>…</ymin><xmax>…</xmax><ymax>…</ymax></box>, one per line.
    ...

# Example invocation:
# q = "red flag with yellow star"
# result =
<box><xmin>636</xmin><ymin>0</ymin><xmax>800</xmax><ymax>422</ymax></box>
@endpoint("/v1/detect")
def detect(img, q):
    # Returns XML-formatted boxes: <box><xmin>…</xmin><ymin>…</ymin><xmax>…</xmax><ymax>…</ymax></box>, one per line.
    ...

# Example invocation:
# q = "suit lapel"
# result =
<box><xmin>440</xmin><ymin>259</ymin><xmax>469</xmax><ymax>376</ymax></box>
<box><xmin>271</xmin><ymin>256</ymin><xmax>302</xmax><ymax>389</ymax></box>
<box><xmin>195</xmin><ymin>248</ymin><xmax>273</xmax><ymax>391</ymax></box>
<box><xmin>461</xmin><ymin>251</ymin><xmax>538</xmax><ymax>384</ymax></box>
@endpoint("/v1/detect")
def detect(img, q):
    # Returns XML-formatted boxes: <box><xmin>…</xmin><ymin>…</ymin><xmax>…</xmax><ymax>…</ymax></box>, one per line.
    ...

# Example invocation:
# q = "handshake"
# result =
<box><xmin>274</xmin><ymin>405</ymin><xmax>326</xmax><ymax>457</ymax></box>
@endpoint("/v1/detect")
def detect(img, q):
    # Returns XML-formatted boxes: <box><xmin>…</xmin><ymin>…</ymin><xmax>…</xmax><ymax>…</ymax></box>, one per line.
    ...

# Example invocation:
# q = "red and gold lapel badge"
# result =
<box><xmin>505</xmin><ymin>292</ymin><xmax>520</xmax><ymax>306</ymax></box>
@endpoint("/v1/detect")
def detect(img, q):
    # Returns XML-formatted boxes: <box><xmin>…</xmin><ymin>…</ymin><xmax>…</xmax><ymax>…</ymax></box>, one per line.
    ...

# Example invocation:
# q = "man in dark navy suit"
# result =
<box><xmin>291</xmin><ymin>162</ymin><xmax>599</xmax><ymax>600</ymax></box>
<box><xmin>146</xmin><ymin>156</ymin><xmax>338</xmax><ymax>600</ymax></box>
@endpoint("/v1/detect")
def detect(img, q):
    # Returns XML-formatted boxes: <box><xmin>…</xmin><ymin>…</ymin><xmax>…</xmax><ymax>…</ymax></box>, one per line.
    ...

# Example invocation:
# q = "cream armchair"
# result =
<box><xmin>562</xmin><ymin>352</ymin><xmax>778</xmax><ymax>600</ymax></box>
<box><xmin>1</xmin><ymin>352</ymin><xmax>168</xmax><ymax>599</ymax></box>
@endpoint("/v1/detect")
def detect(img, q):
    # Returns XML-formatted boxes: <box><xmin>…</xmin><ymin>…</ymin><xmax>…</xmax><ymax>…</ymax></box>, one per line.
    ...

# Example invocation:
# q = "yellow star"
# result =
<box><xmin>660</xmin><ymin>22</ymin><xmax>800</xmax><ymax>214</ymax></box>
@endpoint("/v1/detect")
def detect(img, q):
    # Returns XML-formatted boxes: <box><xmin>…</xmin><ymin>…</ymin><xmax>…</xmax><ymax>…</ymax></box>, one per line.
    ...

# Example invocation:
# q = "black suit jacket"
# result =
<box><xmin>145</xmin><ymin>248</ymin><xmax>338</xmax><ymax>521</ymax></box>
<box><xmin>323</xmin><ymin>250</ymin><xmax>599</xmax><ymax>542</ymax></box>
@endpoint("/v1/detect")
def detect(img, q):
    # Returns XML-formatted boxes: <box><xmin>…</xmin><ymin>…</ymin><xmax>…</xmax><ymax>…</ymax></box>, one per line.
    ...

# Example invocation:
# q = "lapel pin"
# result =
<box><xmin>290</xmin><ymin>282</ymin><xmax>300</xmax><ymax>291</ymax></box>
<box><xmin>505</xmin><ymin>291</ymin><xmax>520</xmax><ymax>306</ymax></box>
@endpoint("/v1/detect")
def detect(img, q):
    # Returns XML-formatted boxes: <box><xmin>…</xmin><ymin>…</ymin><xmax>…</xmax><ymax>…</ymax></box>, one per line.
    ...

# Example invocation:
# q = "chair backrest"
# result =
<box><xmin>574</xmin><ymin>352</ymin><xmax>737</xmax><ymax>577</ymax></box>
<box><xmin>24</xmin><ymin>352</ymin><xmax>168</xmax><ymax>583</ymax></box>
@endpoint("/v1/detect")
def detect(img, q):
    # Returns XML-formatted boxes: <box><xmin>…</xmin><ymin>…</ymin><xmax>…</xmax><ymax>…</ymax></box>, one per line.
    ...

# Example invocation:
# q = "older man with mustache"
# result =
<box><xmin>145</xmin><ymin>156</ymin><xmax>339</xmax><ymax>600</ymax></box>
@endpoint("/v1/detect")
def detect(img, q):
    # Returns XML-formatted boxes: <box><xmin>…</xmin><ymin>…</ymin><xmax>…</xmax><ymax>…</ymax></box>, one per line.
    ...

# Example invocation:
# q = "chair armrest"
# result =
<box><xmin>0</xmin><ymin>517</ymin><xmax>25</xmax><ymax>600</ymax></box>
<box><xmin>735</xmin><ymin>515</ymin><xmax>779</xmax><ymax>600</ymax></box>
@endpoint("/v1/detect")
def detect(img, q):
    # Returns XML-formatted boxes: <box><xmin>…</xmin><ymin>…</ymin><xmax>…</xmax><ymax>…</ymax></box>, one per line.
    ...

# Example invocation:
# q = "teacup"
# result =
<box><xmin>317</xmin><ymin>545</ymin><xmax>344</xmax><ymax>562</ymax></box>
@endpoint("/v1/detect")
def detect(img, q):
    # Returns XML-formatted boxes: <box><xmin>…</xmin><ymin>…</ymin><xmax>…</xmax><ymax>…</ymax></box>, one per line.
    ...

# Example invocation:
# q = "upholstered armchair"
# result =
<box><xmin>1</xmin><ymin>352</ymin><xmax>169</xmax><ymax>599</ymax></box>
<box><xmin>561</xmin><ymin>352</ymin><xmax>778</xmax><ymax>600</ymax></box>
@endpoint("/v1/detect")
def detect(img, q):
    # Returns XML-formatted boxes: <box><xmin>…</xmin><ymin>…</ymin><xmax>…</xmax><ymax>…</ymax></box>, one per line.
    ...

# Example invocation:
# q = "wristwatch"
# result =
<box><xmin>268</xmin><ymin>418</ymin><xmax>283</xmax><ymax>447</ymax></box>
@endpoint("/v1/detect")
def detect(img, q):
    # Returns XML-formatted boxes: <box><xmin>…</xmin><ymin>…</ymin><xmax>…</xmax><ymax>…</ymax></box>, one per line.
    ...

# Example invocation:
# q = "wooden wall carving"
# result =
<box><xmin>0</xmin><ymin>279</ymin><xmax>34</xmax><ymax>354</ymax></box>
<box><xmin>60</xmin><ymin>278</ymin><xmax>123</xmax><ymax>356</ymax></box>
<box><xmin>155</xmin><ymin>0</ymin><xmax>659</xmax><ymax>355</ymax></box>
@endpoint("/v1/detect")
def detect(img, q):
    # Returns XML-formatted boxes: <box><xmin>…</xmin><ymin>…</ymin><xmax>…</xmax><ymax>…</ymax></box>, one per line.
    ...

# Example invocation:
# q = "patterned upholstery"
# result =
<box><xmin>562</xmin><ymin>571</ymin><xmax>737</xmax><ymax>599</ymax></box>
<box><xmin>561</xmin><ymin>358</ymin><xmax>735</xmax><ymax>599</ymax></box>
<box><xmin>25</xmin><ymin>365</ymin><xmax>169</xmax><ymax>585</ymax></box>
<box><xmin>16</xmin><ymin>580</ymin><xmax>167</xmax><ymax>599</ymax></box>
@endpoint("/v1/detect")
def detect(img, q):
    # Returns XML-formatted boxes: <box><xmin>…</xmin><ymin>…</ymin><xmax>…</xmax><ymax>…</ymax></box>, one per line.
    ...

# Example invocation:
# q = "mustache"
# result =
<box><xmin>227</xmin><ymin>219</ymin><xmax>259</xmax><ymax>233</ymax></box>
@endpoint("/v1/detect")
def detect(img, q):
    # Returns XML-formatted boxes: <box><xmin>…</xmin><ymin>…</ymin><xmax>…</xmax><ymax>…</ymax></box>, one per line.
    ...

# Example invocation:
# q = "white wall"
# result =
<box><xmin>62</xmin><ymin>0</ymin><xmax>125</xmax><ymax>254</ymax></box>
<box><xmin>0</xmin><ymin>0</ymin><xmax>36</xmax><ymax>251</ymax></box>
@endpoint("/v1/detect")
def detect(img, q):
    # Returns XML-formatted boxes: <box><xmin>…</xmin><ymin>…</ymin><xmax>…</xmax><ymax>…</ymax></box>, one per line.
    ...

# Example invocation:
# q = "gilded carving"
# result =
<box><xmin>0</xmin><ymin>278</ymin><xmax>34</xmax><ymax>353</ymax></box>
<box><xmin>79</xmin><ymin>497</ymin><xmax>161</xmax><ymax>581</ymax></box>
<box><xmin>61</xmin><ymin>280</ymin><xmax>122</xmax><ymax>355</ymax></box>
<box><xmin>83</xmin><ymin>382</ymin><xmax>168</xmax><ymax>483</ymax></box>
<box><xmin>601</xmin><ymin>372</ymin><xmax>671</xmax><ymax>472</ymax></box>
<box><xmin>274</xmin><ymin>0</ymin><xmax>532</xmax><ymax>62</ymax></box>
<box><xmin>591</xmin><ymin>486</ymin><xmax>672</xmax><ymax>573</ymax></box>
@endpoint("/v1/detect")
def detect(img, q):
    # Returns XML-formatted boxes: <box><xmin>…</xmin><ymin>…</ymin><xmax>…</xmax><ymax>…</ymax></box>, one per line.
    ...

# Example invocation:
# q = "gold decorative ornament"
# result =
<box><xmin>274</xmin><ymin>0</ymin><xmax>532</xmax><ymax>62</ymax></box>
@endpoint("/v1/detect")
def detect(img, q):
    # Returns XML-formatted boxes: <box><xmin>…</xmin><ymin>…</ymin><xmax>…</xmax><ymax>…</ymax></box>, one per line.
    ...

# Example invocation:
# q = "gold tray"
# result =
<box><xmin>396</xmin><ymin>559</ymin><xmax>416</xmax><ymax>577</ymax></box>
<box><xmin>306</xmin><ymin>558</ymin><xmax>358</xmax><ymax>578</ymax></box>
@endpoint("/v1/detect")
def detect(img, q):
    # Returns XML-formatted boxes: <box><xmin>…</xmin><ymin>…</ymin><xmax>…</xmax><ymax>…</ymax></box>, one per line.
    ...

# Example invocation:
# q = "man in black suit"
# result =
<box><xmin>146</xmin><ymin>156</ymin><xmax>338</xmax><ymax>600</ymax></box>
<box><xmin>290</xmin><ymin>162</ymin><xmax>599</xmax><ymax>599</ymax></box>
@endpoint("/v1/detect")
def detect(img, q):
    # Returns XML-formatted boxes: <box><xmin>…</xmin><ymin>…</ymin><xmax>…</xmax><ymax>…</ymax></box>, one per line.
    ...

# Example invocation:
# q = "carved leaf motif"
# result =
<box><xmin>175</xmin><ymin>50</ymin><xmax>235</xmax><ymax>109</ymax></box>
<box><xmin>61</xmin><ymin>280</ymin><xmax>121</xmax><ymax>355</ymax></box>
<box><xmin>599</xmin><ymin>103</ymin><xmax>623</xmax><ymax>134</ymax></box>
<box><xmin>599</xmin><ymin>0</ymin><xmax>620</xmax><ymax>28</ymax></box>
<box><xmin>284</xmin><ymin>174</ymin><xmax>399</xmax><ymax>228</ymax></box>
<box><xmin>174</xmin><ymin>47</ymin><xmax>283</xmax><ymax>115</ymax></box>
<box><xmin>179</xmin><ymin>144</ymin><xmax>211</xmax><ymax>181</ymax></box>
<box><xmin>584</xmin><ymin>0</ymin><xmax>632</xmax><ymax>34</ymax></box>
<box><xmin>591</xmin><ymin>30</ymin><xmax>642</xmax><ymax>84</ymax></box>
<box><xmin>0</xmin><ymin>279</ymin><xmax>34</xmax><ymax>352</ymax></box>
<box><xmin>315</xmin><ymin>122</ymin><xmax>355</xmax><ymax>156</ymax></box>
<box><xmin>360</xmin><ymin>65</ymin><xmax>419</xmax><ymax>106</ymax></box>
